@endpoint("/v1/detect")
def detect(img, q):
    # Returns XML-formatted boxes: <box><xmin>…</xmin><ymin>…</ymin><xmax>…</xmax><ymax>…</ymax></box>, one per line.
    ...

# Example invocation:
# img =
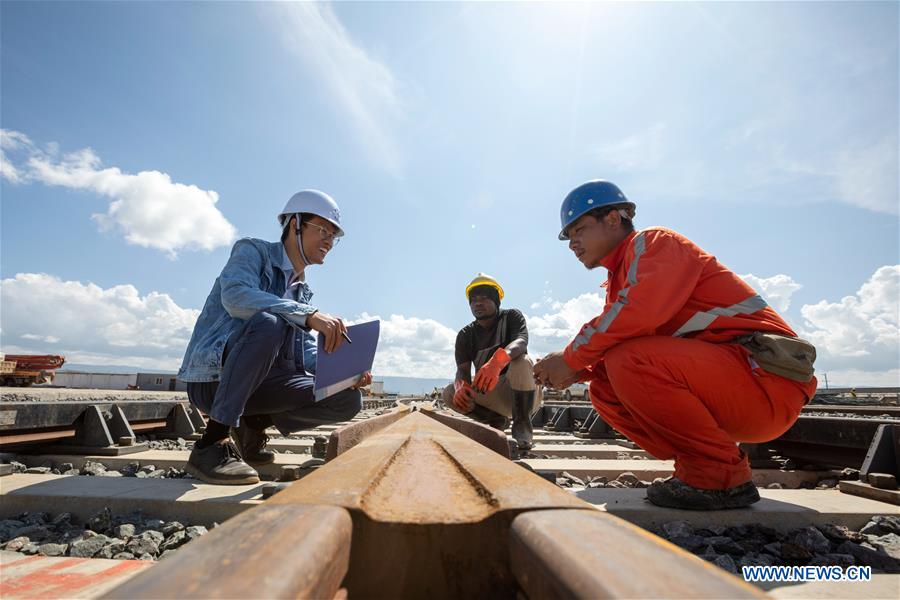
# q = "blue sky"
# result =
<box><xmin>1</xmin><ymin>1</ymin><xmax>897</xmax><ymax>386</ymax></box>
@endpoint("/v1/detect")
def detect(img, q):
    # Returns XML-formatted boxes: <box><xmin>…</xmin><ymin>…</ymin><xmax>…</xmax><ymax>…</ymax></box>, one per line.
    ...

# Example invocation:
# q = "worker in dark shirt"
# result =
<box><xmin>442</xmin><ymin>274</ymin><xmax>542</xmax><ymax>452</ymax></box>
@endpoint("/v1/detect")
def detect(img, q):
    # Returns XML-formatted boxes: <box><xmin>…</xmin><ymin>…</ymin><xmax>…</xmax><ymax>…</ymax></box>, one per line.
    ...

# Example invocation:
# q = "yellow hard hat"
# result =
<box><xmin>465</xmin><ymin>273</ymin><xmax>504</xmax><ymax>301</ymax></box>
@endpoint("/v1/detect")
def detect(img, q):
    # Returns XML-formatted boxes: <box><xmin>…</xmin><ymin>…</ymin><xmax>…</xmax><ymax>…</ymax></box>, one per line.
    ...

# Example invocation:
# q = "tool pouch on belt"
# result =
<box><xmin>735</xmin><ymin>332</ymin><xmax>817</xmax><ymax>382</ymax></box>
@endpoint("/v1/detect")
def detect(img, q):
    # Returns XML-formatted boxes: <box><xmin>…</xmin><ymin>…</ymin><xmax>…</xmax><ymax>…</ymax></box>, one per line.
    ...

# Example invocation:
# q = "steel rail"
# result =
<box><xmin>814</xmin><ymin>387</ymin><xmax>899</xmax><ymax>395</ymax></box>
<box><xmin>0</xmin><ymin>400</ymin><xmax>193</xmax><ymax>431</ymax></box>
<box><xmin>755</xmin><ymin>415</ymin><xmax>899</xmax><ymax>469</ymax></box>
<box><xmin>540</xmin><ymin>399</ymin><xmax>899</xmax><ymax>415</ymax></box>
<box><xmin>802</xmin><ymin>404</ymin><xmax>900</xmax><ymax>417</ymax></box>
<box><xmin>108</xmin><ymin>407</ymin><xmax>761</xmax><ymax>599</ymax></box>
<box><xmin>0</xmin><ymin>419</ymin><xmax>168</xmax><ymax>446</ymax></box>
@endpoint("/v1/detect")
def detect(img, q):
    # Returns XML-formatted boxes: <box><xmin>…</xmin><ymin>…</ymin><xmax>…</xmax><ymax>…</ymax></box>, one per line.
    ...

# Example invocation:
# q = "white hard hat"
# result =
<box><xmin>277</xmin><ymin>190</ymin><xmax>344</xmax><ymax>237</ymax></box>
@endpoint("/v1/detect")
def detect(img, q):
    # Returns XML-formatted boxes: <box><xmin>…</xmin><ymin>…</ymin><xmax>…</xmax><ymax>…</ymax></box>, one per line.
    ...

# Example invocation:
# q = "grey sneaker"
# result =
<box><xmin>231</xmin><ymin>422</ymin><xmax>275</xmax><ymax>466</ymax></box>
<box><xmin>646</xmin><ymin>476</ymin><xmax>760</xmax><ymax>510</ymax></box>
<box><xmin>186</xmin><ymin>440</ymin><xmax>260</xmax><ymax>485</ymax></box>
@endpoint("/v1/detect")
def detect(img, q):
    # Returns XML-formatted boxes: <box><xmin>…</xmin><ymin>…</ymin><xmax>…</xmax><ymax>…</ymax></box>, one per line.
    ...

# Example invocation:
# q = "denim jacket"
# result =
<box><xmin>177</xmin><ymin>238</ymin><xmax>318</xmax><ymax>382</ymax></box>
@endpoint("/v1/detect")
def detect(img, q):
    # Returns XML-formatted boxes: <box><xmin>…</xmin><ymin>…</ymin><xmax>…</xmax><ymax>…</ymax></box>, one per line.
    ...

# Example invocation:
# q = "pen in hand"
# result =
<box><xmin>341</xmin><ymin>331</ymin><xmax>353</xmax><ymax>344</ymax></box>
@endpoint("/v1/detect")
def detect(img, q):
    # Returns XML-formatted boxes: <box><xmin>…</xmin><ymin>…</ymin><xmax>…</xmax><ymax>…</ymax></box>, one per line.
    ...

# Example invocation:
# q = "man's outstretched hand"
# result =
<box><xmin>533</xmin><ymin>351</ymin><xmax>580</xmax><ymax>389</ymax></box>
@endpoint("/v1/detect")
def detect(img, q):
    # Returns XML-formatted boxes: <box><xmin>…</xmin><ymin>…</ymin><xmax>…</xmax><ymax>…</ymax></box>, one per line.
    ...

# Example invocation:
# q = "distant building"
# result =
<box><xmin>136</xmin><ymin>373</ymin><xmax>187</xmax><ymax>392</ymax></box>
<box><xmin>53</xmin><ymin>371</ymin><xmax>137</xmax><ymax>390</ymax></box>
<box><xmin>52</xmin><ymin>371</ymin><xmax>187</xmax><ymax>391</ymax></box>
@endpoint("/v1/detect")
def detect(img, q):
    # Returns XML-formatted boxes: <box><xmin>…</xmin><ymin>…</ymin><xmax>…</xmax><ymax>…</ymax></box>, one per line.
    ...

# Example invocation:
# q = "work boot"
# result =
<box><xmin>485</xmin><ymin>415</ymin><xmax>511</xmax><ymax>431</ymax></box>
<box><xmin>467</xmin><ymin>404</ymin><xmax>510</xmax><ymax>431</ymax></box>
<box><xmin>646</xmin><ymin>476</ymin><xmax>760</xmax><ymax>510</ymax></box>
<box><xmin>511</xmin><ymin>390</ymin><xmax>537</xmax><ymax>452</ymax></box>
<box><xmin>231</xmin><ymin>421</ymin><xmax>275</xmax><ymax>466</ymax></box>
<box><xmin>186</xmin><ymin>439</ymin><xmax>260</xmax><ymax>485</ymax></box>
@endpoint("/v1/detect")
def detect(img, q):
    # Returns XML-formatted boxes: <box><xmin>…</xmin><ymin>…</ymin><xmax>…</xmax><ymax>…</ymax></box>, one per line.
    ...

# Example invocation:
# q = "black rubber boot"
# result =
<box><xmin>484</xmin><ymin>415</ymin><xmax>511</xmax><ymax>431</ymax></box>
<box><xmin>231</xmin><ymin>421</ymin><xmax>275</xmax><ymax>466</ymax></box>
<box><xmin>467</xmin><ymin>404</ymin><xmax>510</xmax><ymax>431</ymax></box>
<box><xmin>511</xmin><ymin>390</ymin><xmax>537</xmax><ymax>451</ymax></box>
<box><xmin>186</xmin><ymin>440</ymin><xmax>260</xmax><ymax>485</ymax></box>
<box><xmin>646</xmin><ymin>476</ymin><xmax>760</xmax><ymax>510</ymax></box>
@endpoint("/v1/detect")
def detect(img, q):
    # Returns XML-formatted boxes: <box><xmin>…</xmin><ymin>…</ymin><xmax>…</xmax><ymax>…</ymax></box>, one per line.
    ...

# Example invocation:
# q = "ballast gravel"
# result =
<box><xmin>655</xmin><ymin>517</ymin><xmax>900</xmax><ymax>575</ymax></box>
<box><xmin>0</xmin><ymin>508</ymin><xmax>211</xmax><ymax>561</ymax></box>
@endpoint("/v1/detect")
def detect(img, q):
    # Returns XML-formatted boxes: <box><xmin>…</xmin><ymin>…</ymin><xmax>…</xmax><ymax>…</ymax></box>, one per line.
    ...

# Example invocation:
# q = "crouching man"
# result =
<box><xmin>534</xmin><ymin>180</ymin><xmax>816</xmax><ymax>510</ymax></box>
<box><xmin>177</xmin><ymin>190</ymin><xmax>370</xmax><ymax>484</ymax></box>
<box><xmin>443</xmin><ymin>274</ymin><xmax>542</xmax><ymax>452</ymax></box>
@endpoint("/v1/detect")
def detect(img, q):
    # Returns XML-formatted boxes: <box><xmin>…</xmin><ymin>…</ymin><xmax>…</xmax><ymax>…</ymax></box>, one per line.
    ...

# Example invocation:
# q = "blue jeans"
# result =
<box><xmin>187</xmin><ymin>311</ymin><xmax>362</xmax><ymax>434</ymax></box>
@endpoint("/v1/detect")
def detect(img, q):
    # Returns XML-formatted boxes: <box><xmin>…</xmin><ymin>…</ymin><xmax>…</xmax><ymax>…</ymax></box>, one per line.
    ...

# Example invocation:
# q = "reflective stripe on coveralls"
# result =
<box><xmin>673</xmin><ymin>294</ymin><xmax>770</xmax><ymax>337</ymax></box>
<box><xmin>572</xmin><ymin>233</ymin><xmax>646</xmax><ymax>351</ymax></box>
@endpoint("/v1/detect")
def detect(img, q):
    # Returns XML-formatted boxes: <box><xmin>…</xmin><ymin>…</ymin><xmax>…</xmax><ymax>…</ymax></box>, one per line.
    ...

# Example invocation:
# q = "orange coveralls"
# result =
<box><xmin>563</xmin><ymin>227</ymin><xmax>817</xmax><ymax>490</ymax></box>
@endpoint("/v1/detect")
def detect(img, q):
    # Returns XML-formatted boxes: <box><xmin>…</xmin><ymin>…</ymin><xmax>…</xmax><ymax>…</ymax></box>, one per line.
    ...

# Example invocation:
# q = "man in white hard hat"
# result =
<box><xmin>177</xmin><ymin>190</ymin><xmax>371</xmax><ymax>484</ymax></box>
<box><xmin>443</xmin><ymin>274</ymin><xmax>542</xmax><ymax>453</ymax></box>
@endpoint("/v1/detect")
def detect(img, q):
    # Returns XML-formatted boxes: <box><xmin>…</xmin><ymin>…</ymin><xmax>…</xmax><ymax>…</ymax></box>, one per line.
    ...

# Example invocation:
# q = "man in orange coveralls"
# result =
<box><xmin>533</xmin><ymin>180</ymin><xmax>817</xmax><ymax>510</ymax></box>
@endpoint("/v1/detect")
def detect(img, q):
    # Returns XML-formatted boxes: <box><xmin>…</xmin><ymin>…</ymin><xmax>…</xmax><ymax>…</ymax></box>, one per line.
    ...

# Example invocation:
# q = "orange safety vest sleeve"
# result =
<box><xmin>563</xmin><ymin>229</ymin><xmax>705</xmax><ymax>371</ymax></box>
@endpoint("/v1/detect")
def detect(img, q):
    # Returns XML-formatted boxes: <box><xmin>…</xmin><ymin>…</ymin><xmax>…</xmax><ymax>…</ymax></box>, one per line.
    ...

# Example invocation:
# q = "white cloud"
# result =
<box><xmin>725</xmin><ymin>118</ymin><xmax>898</xmax><ymax>216</ymax></box>
<box><xmin>0</xmin><ymin>156</ymin><xmax>22</xmax><ymax>183</ymax></box>
<box><xmin>800</xmin><ymin>266</ymin><xmax>899</xmax><ymax>366</ymax></box>
<box><xmin>822</xmin><ymin>369</ymin><xmax>899</xmax><ymax>388</ymax></box>
<box><xmin>0</xmin><ymin>273</ymin><xmax>199</xmax><ymax>371</ymax></box>
<box><xmin>0</xmin><ymin>129</ymin><xmax>31</xmax><ymax>184</ymax></box>
<box><xmin>21</xmin><ymin>334</ymin><xmax>60</xmax><ymax>344</ymax></box>
<box><xmin>594</xmin><ymin>123</ymin><xmax>667</xmax><ymax>171</ymax></box>
<box><xmin>352</xmin><ymin>312</ymin><xmax>457</xmax><ymax>378</ymax></box>
<box><xmin>525</xmin><ymin>292</ymin><xmax>604</xmax><ymax>356</ymax></box>
<box><xmin>605</xmin><ymin>115</ymin><xmax>897</xmax><ymax>217</ymax></box>
<box><xmin>530</xmin><ymin>281</ymin><xmax>562</xmax><ymax>311</ymax></box>
<box><xmin>739</xmin><ymin>273</ymin><xmax>802</xmax><ymax>312</ymax></box>
<box><xmin>1</xmin><ymin>129</ymin><xmax>237</xmax><ymax>258</ymax></box>
<box><xmin>835</xmin><ymin>135</ymin><xmax>899</xmax><ymax>215</ymax></box>
<box><xmin>0</xmin><ymin>129</ymin><xmax>32</xmax><ymax>150</ymax></box>
<box><xmin>270</xmin><ymin>2</ymin><xmax>405</xmax><ymax>176</ymax></box>
<box><xmin>2</xmin><ymin>267</ymin><xmax>892</xmax><ymax>385</ymax></box>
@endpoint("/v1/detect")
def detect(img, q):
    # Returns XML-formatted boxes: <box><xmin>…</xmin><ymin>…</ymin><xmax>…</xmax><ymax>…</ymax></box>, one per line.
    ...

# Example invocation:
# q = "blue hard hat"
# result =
<box><xmin>558</xmin><ymin>180</ymin><xmax>633</xmax><ymax>240</ymax></box>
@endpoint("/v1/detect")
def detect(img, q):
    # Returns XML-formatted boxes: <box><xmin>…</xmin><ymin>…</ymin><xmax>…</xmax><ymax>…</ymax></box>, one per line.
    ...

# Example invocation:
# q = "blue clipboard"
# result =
<box><xmin>314</xmin><ymin>319</ymin><xmax>380</xmax><ymax>402</ymax></box>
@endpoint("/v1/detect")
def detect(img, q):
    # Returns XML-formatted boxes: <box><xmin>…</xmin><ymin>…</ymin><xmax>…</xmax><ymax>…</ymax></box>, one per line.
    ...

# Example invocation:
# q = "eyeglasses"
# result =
<box><xmin>302</xmin><ymin>222</ymin><xmax>341</xmax><ymax>245</ymax></box>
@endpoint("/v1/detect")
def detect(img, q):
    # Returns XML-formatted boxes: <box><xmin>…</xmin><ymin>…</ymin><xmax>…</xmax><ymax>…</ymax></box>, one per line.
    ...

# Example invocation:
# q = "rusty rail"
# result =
<box><xmin>0</xmin><ymin>419</ymin><xmax>168</xmax><ymax>446</ymax></box>
<box><xmin>324</xmin><ymin>405</ymin><xmax>413</xmax><ymax>460</ymax></box>
<box><xmin>511</xmin><ymin>510</ymin><xmax>759</xmax><ymax>598</ymax></box>
<box><xmin>107</xmin><ymin>407</ymin><xmax>761</xmax><ymax>599</ymax></box>
<box><xmin>105</xmin><ymin>504</ymin><xmax>351</xmax><ymax>599</ymax></box>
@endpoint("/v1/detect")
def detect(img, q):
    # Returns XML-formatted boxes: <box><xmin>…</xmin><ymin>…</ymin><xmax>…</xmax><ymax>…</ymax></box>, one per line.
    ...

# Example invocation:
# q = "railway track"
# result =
<box><xmin>803</xmin><ymin>405</ymin><xmax>900</xmax><ymax>418</ymax></box>
<box><xmin>1</xmin><ymin>389</ymin><xmax>899</xmax><ymax>598</ymax></box>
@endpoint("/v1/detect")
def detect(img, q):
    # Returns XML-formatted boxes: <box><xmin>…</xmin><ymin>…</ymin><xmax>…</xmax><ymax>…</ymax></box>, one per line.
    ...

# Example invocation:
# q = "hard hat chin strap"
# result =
<box><xmin>294</xmin><ymin>214</ymin><xmax>312</xmax><ymax>266</ymax></box>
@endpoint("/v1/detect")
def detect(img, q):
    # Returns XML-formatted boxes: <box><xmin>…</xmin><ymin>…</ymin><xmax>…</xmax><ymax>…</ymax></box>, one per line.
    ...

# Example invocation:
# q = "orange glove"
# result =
<box><xmin>473</xmin><ymin>347</ymin><xmax>511</xmax><ymax>393</ymax></box>
<box><xmin>453</xmin><ymin>379</ymin><xmax>475</xmax><ymax>413</ymax></box>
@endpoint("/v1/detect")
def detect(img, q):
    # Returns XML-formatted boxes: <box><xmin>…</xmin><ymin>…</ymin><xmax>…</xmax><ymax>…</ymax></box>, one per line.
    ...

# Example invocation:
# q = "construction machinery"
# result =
<box><xmin>1</xmin><ymin>353</ymin><xmax>66</xmax><ymax>387</ymax></box>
